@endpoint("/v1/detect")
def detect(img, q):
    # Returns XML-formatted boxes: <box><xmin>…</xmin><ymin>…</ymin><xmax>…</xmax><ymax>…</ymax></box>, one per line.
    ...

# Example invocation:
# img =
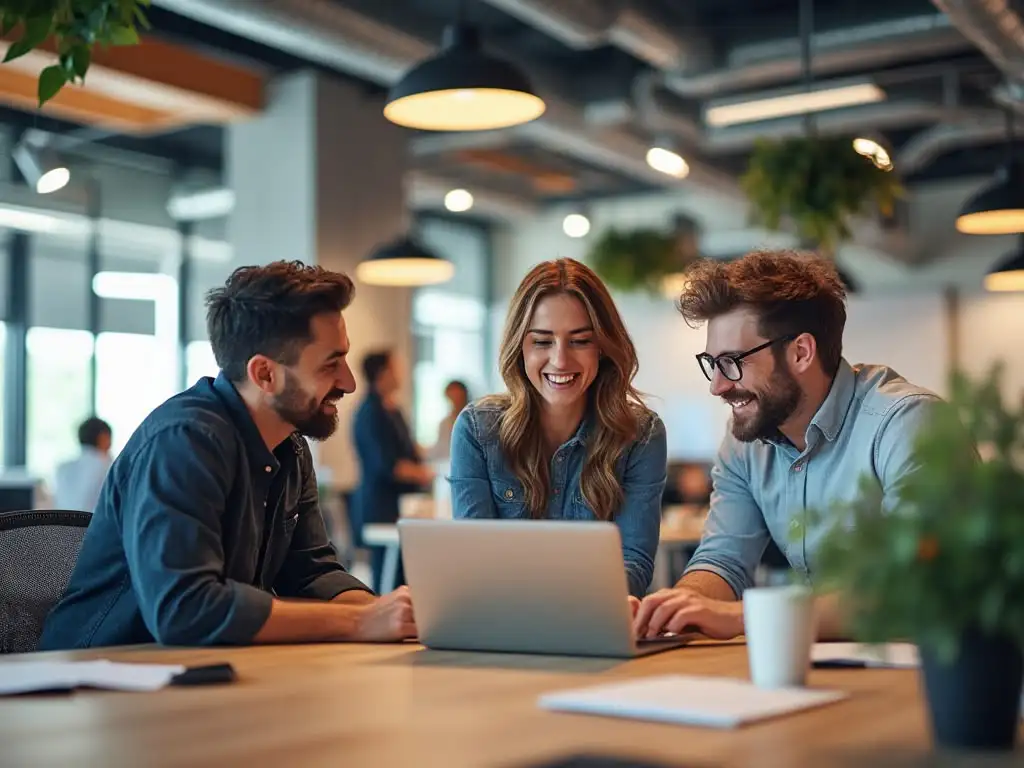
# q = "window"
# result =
<box><xmin>26</xmin><ymin>327</ymin><xmax>94</xmax><ymax>483</ymax></box>
<box><xmin>412</xmin><ymin>217</ymin><xmax>490</xmax><ymax>447</ymax></box>
<box><xmin>95</xmin><ymin>332</ymin><xmax>178</xmax><ymax>454</ymax></box>
<box><xmin>186</xmin><ymin>340</ymin><xmax>220</xmax><ymax>386</ymax></box>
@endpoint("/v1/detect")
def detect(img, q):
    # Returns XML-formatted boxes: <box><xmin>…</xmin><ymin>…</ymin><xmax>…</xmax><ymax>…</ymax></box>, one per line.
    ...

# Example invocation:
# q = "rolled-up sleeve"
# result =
<box><xmin>121</xmin><ymin>426</ymin><xmax>272</xmax><ymax>646</ymax></box>
<box><xmin>449</xmin><ymin>407</ymin><xmax>498</xmax><ymax>519</ymax></box>
<box><xmin>875</xmin><ymin>394</ymin><xmax>944</xmax><ymax>512</ymax></box>
<box><xmin>616</xmin><ymin>415</ymin><xmax>667</xmax><ymax>597</ymax></box>
<box><xmin>274</xmin><ymin>443</ymin><xmax>374</xmax><ymax>600</ymax></box>
<box><xmin>683</xmin><ymin>435</ymin><xmax>769</xmax><ymax>598</ymax></box>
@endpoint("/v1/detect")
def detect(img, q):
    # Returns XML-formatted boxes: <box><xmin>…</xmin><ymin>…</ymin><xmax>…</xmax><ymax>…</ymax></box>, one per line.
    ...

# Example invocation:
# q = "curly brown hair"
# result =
<box><xmin>677</xmin><ymin>250</ymin><xmax>847</xmax><ymax>376</ymax></box>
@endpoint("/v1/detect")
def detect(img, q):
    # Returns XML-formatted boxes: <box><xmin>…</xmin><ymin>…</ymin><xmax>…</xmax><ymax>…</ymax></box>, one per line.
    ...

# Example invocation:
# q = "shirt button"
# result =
<box><xmin>504</xmin><ymin>489</ymin><xmax>514</xmax><ymax>500</ymax></box>
<box><xmin>554</xmin><ymin>488</ymin><xmax>560</xmax><ymax>495</ymax></box>
<box><xmin>264</xmin><ymin>466</ymin><xmax>272</xmax><ymax>474</ymax></box>
<box><xmin>793</xmin><ymin>462</ymin><xmax>804</xmax><ymax>472</ymax></box>
<box><xmin>556</xmin><ymin>455</ymin><xmax>564</xmax><ymax>463</ymax></box>
<box><xmin>790</xmin><ymin>519</ymin><xmax>800</xmax><ymax>530</ymax></box>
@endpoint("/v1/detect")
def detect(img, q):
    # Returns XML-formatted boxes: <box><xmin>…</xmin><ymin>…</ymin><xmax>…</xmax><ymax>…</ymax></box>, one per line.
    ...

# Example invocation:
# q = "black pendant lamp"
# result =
<box><xmin>355</xmin><ymin>235</ymin><xmax>454</xmax><ymax>287</ymax></box>
<box><xmin>956</xmin><ymin>110</ymin><xmax>1024</xmax><ymax>235</ymax></box>
<box><xmin>384</xmin><ymin>20</ymin><xmax>545</xmax><ymax>132</ymax></box>
<box><xmin>984</xmin><ymin>234</ymin><xmax>1024</xmax><ymax>292</ymax></box>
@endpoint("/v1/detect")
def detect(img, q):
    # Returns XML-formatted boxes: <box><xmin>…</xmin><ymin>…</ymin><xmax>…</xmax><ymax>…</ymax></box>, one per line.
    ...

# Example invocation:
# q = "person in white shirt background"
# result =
<box><xmin>426</xmin><ymin>380</ymin><xmax>470</xmax><ymax>463</ymax></box>
<box><xmin>54</xmin><ymin>417</ymin><xmax>113</xmax><ymax>512</ymax></box>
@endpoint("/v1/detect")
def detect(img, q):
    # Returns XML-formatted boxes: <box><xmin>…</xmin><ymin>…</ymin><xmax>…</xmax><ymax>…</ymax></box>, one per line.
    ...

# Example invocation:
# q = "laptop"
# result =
<box><xmin>398</xmin><ymin>518</ymin><xmax>695</xmax><ymax>658</ymax></box>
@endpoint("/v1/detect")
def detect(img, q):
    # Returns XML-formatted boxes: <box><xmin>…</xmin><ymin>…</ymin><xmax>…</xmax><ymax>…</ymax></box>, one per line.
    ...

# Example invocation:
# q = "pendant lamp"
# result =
<box><xmin>956</xmin><ymin>111</ymin><xmax>1024</xmax><ymax>235</ymax></box>
<box><xmin>384</xmin><ymin>22</ymin><xmax>545</xmax><ymax>132</ymax></box>
<box><xmin>355</xmin><ymin>235</ymin><xmax>454</xmax><ymax>287</ymax></box>
<box><xmin>984</xmin><ymin>235</ymin><xmax>1024</xmax><ymax>292</ymax></box>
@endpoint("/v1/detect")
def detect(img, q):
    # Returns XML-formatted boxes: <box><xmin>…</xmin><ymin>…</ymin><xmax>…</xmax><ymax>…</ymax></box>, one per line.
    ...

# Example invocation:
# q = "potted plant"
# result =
<box><xmin>2</xmin><ymin>0</ymin><xmax>149</xmax><ymax>106</ymax></box>
<box><xmin>587</xmin><ymin>216</ymin><xmax>700</xmax><ymax>296</ymax></box>
<box><xmin>810</xmin><ymin>364</ymin><xmax>1024</xmax><ymax>751</ymax></box>
<box><xmin>740</xmin><ymin>136</ymin><xmax>903</xmax><ymax>255</ymax></box>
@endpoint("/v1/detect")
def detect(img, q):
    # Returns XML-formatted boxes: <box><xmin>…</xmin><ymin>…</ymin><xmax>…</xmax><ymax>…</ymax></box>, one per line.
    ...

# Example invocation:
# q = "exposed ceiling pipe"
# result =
<box><xmin>665</xmin><ymin>12</ymin><xmax>967</xmax><ymax>98</ymax></box>
<box><xmin>153</xmin><ymin>0</ymin><xmax>742</xmax><ymax>201</ymax></box>
<box><xmin>930</xmin><ymin>1</ymin><xmax>1024</xmax><ymax>84</ymax></box>
<box><xmin>897</xmin><ymin>113</ymin><xmax>1009</xmax><ymax>174</ymax></box>
<box><xmin>477</xmin><ymin>0</ymin><xmax>706</xmax><ymax>71</ymax></box>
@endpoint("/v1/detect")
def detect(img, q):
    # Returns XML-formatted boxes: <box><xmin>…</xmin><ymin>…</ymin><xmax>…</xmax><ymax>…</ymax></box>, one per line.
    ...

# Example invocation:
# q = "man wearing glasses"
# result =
<box><xmin>634</xmin><ymin>250</ymin><xmax>940</xmax><ymax>641</ymax></box>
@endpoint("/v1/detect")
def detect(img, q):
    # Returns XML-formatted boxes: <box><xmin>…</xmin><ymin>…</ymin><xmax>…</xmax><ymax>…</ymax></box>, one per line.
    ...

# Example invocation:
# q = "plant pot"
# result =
<box><xmin>919</xmin><ymin>630</ymin><xmax>1023</xmax><ymax>751</ymax></box>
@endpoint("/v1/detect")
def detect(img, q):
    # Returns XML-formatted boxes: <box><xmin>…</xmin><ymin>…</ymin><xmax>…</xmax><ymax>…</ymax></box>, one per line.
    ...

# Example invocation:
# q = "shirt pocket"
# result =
<box><xmin>490</xmin><ymin>476</ymin><xmax>529</xmax><ymax>519</ymax></box>
<box><xmin>570</xmin><ymin>488</ymin><xmax>597</xmax><ymax>520</ymax></box>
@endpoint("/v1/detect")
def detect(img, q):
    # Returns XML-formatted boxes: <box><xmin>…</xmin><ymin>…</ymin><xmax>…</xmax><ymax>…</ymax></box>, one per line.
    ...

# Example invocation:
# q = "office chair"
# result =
<box><xmin>0</xmin><ymin>510</ymin><xmax>91</xmax><ymax>654</ymax></box>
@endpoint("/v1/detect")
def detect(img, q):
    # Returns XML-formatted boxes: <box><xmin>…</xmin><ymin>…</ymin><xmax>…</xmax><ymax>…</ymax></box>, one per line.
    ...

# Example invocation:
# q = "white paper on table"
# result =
<box><xmin>538</xmin><ymin>675</ymin><xmax>848</xmax><ymax>729</ymax></box>
<box><xmin>0</xmin><ymin>660</ymin><xmax>185</xmax><ymax>696</ymax></box>
<box><xmin>811</xmin><ymin>642</ymin><xmax>919</xmax><ymax>668</ymax></box>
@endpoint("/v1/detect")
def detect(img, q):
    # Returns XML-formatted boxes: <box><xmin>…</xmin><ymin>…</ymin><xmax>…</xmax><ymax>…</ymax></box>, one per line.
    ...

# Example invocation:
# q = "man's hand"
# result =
<box><xmin>350</xmin><ymin>586</ymin><xmax>417</xmax><ymax>642</ymax></box>
<box><xmin>634</xmin><ymin>588</ymin><xmax>743</xmax><ymax>640</ymax></box>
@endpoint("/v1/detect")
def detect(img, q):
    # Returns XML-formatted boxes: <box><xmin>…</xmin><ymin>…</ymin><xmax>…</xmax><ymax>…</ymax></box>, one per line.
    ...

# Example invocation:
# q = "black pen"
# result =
<box><xmin>812</xmin><ymin>659</ymin><xmax>869</xmax><ymax>669</ymax></box>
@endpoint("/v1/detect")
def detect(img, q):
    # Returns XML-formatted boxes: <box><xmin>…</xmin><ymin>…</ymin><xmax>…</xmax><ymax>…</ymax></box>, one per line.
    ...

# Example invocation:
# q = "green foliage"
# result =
<box><xmin>1</xmin><ymin>0</ymin><xmax>149</xmax><ymax>106</ymax></box>
<box><xmin>808</xmin><ymin>364</ymin><xmax>1024</xmax><ymax>662</ymax></box>
<box><xmin>586</xmin><ymin>227</ymin><xmax>689</xmax><ymax>295</ymax></box>
<box><xmin>741</xmin><ymin>136</ymin><xmax>903</xmax><ymax>252</ymax></box>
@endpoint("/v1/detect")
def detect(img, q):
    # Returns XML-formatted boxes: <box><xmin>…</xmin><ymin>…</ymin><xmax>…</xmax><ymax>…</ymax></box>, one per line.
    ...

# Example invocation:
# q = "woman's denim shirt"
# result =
<box><xmin>448</xmin><ymin>401</ymin><xmax>668</xmax><ymax>597</ymax></box>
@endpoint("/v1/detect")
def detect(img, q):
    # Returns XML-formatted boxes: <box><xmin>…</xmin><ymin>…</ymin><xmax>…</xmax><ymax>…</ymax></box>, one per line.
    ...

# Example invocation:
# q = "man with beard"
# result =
<box><xmin>39</xmin><ymin>261</ymin><xmax>415</xmax><ymax>650</ymax></box>
<box><xmin>634</xmin><ymin>250</ymin><xmax>940</xmax><ymax>641</ymax></box>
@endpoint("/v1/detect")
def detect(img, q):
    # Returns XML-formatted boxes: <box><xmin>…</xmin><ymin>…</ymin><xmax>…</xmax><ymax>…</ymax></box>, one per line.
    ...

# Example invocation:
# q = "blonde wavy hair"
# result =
<box><xmin>481</xmin><ymin>258</ymin><xmax>653</xmax><ymax>521</ymax></box>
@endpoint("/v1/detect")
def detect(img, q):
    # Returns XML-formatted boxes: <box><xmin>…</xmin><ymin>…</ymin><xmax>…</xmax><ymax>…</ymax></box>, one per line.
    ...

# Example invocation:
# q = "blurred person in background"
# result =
<box><xmin>352</xmin><ymin>350</ymin><xmax>434</xmax><ymax>592</ymax></box>
<box><xmin>426</xmin><ymin>380</ymin><xmax>470</xmax><ymax>462</ymax></box>
<box><xmin>53</xmin><ymin>416</ymin><xmax>113</xmax><ymax>512</ymax></box>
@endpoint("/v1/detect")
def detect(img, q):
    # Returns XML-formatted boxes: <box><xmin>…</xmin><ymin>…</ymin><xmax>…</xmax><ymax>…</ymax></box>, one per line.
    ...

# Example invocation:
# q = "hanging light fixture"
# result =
<box><xmin>956</xmin><ymin>161</ymin><xmax>1024</xmax><ymax>235</ymax></box>
<box><xmin>355</xmin><ymin>235</ymin><xmax>455</xmax><ymax>287</ymax></box>
<box><xmin>957</xmin><ymin>110</ymin><xmax>1024</xmax><ymax>236</ymax></box>
<box><xmin>384</xmin><ymin>20</ymin><xmax>545</xmax><ymax>132</ymax></box>
<box><xmin>984</xmin><ymin>235</ymin><xmax>1024</xmax><ymax>292</ymax></box>
<box><xmin>13</xmin><ymin>141</ymin><xmax>70</xmax><ymax>194</ymax></box>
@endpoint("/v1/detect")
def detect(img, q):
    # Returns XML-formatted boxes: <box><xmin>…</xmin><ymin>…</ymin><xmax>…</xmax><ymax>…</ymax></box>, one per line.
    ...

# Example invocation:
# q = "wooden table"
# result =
<box><xmin>3</xmin><ymin>641</ymin><xmax>1018</xmax><ymax>767</ymax></box>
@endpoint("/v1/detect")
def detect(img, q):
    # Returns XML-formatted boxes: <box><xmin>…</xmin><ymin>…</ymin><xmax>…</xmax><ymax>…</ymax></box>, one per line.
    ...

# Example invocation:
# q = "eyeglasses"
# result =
<box><xmin>696</xmin><ymin>335</ymin><xmax>797</xmax><ymax>382</ymax></box>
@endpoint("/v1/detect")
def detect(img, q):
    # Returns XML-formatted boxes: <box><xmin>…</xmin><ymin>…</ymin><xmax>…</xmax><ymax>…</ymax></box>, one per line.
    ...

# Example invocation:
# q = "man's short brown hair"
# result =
<box><xmin>677</xmin><ymin>250</ymin><xmax>847</xmax><ymax>376</ymax></box>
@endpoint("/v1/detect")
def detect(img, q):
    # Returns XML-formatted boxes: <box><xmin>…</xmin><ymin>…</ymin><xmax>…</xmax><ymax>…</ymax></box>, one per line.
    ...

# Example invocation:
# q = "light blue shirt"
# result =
<box><xmin>684</xmin><ymin>359</ymin><xmax>941</xmax><ymax>597</ymax></box>
<box><xmin>54</xmin><ymin>447</ymin><xmax>112</xmax><ymax>512</ymax></box>
<box><xmin>448</xmin><ymin>402</ymin><xmax>668</xmax><ymax>597</ymax></box>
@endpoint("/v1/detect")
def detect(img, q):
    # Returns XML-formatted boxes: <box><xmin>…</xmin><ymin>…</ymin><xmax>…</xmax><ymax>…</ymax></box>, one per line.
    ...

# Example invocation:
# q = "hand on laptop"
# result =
<box><xmin>352</xmin><ymin>586</ymin><xmax>417</xmax><ymax>642</ymax></box>
<box><xmin>627</xmin><ymin>595</ymin><xmax>640</xmax><ymax>619</ymax></box>
<box><xmin>633</xmin><ymin>588</ymin><xmax>743</xmax><ymax>640</ymax></box>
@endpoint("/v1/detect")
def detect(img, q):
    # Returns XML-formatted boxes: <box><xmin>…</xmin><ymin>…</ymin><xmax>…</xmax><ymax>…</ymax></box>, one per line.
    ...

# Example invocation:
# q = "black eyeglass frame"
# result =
<box><xmin>695</xmin><ymin>334</ymin><xmax>798</xmax><ymax>382</ymax></box>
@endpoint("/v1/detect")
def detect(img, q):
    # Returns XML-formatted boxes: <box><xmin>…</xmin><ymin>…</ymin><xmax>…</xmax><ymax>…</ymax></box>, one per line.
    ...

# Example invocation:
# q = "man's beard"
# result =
<box><xmin>272</xmin><ymin>373</ymin><xmax>345</xmax><ymax>441</ymax></box>
<box><xmin>722</xmin><ymin>365</ymin><xmax>801</xmax><ymax>443</ymax></box>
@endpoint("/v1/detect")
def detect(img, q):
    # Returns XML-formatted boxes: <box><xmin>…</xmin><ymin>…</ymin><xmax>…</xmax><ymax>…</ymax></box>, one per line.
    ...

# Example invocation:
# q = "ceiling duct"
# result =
<box><xmin>154</xmin><ymin>0</ymin><xmax>741</xmax><ymax>200</ymax></box>
<box><xmin>477</xmin><ymin>0</ymin><xmax>706</xmax><ymax>71</ymax></box>
<box><xmin>668</xmin><ymin>13</ymin><xmax>966</xmax><ymax>98</ymax></box>
<box><xmin>930</xmin><ymin>1</ymin><xmax>1024</xmax><ymax>107</ymax></box>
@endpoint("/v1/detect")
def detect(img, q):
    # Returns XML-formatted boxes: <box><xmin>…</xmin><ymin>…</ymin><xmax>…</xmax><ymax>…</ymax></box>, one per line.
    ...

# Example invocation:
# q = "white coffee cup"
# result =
<box><xmin>743</xmin><ymin>585</ymin><xmax>817</xmax><ymax>689</ymax></box>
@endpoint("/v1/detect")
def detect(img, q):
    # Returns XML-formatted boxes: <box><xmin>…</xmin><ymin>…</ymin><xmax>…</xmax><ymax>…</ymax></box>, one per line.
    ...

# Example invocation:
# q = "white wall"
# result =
<box><xmin>490</xmin><ymin>182</ymin><xmax>1024</xmax><ymax>460</ymax></box>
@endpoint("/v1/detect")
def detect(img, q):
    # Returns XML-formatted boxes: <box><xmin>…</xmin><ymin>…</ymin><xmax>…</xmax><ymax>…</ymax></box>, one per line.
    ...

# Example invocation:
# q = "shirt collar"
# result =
<box><xmin>213</xmin><ymin>372</ymin><xmax>281</xmax><ymax>475</ymax></box>
<box><xmin>808</xmin><ymin>358</ymin><xmax>856</xmax><ymax>443</ymax></box>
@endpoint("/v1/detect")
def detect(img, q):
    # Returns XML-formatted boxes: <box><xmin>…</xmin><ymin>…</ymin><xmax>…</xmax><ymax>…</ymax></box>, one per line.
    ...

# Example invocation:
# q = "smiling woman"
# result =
<box><xmin>447</xmin><ymin>258</ymin><xmax>668</xmax><ymax>598</ymax></box>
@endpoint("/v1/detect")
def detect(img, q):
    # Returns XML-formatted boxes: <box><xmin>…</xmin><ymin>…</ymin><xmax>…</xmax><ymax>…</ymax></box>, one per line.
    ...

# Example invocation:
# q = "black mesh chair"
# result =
<box><xmin>0</xmin><ymin>510</ymin><xmax>91</xmax><ymax>654</ymax></box>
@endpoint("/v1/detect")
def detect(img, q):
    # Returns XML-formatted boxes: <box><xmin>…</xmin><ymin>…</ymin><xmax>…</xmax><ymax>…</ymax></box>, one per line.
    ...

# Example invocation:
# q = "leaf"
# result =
<box><xmin>37</xmin><ymin>63</ymin><xmax>67</xmax><ymax>105</ymax></box>
<box><xmin>133</xmin><ymin>5</ymin><xmax>151</xmax><ymax>30</ymax></box>
<box><xmin>108</xmin><ymin>23</ymin><xmax>138</xmax><ymax>46</ymax></box>
<box><xmin>71</xmin><ymin>44</ymin><xmax>90</xmax><ymax>79</ymax></box>
<box><xmin>4</xmin><ymin>12</ymin><xmax>53</xmax><ymax>62</ymax></box>
<box><xmin>1</xmin><ymin>13</ymin><xmax>17</xmax><ymax>37</ymax></box>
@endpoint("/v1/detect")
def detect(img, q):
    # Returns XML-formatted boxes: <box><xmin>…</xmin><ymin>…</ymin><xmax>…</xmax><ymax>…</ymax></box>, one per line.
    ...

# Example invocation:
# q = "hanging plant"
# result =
<box><xmin>740</xmin><ymin>136</ymin><xmax>903</xmax><ymax>253</ymax></box>
<box><xmin>1</xmin><ymin>0</ymin><xmax>150</xmax><ymax>107</ymax></box>
<box><xmin>587</xmin><ymin>220</ymin><xmax>700</xmax><ymax>295</ymax></box>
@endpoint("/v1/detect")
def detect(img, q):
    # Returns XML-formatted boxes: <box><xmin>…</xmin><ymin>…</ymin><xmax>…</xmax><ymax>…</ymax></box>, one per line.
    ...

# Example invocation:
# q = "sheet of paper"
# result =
<box><xmin>538</xmin><ymin>675</ymin><xmax>848</xmax><ymax>729</ymax></box>
<box><xmin>811</xmin><ymin>642</ymin><xmax>919</xmax><ymax>668</ymax></box>
<box><xmin>0</xmin><ymin>660</ymin><xmax>185</xmax><ymax>696</ymax></box>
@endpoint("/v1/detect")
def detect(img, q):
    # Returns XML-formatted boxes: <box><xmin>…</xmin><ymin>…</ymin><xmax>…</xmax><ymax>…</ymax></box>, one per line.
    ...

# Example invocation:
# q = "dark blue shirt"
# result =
<box><xmin>350</xmin><ymin>393</ymin><xmax>420</xmax><ymax>533</ymax></box>
<box><xmin>39</xmin><ymin>374</ymin><xmax>370</xmax><ymax>650</ymax></box>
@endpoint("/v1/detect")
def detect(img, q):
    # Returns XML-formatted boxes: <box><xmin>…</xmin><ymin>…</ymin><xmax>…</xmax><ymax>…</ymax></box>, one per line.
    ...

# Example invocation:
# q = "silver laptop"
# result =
<box><xmin>398</xmin><ymin>518</ymin><xmax>694</xmax><ymax>658</ymax></box>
